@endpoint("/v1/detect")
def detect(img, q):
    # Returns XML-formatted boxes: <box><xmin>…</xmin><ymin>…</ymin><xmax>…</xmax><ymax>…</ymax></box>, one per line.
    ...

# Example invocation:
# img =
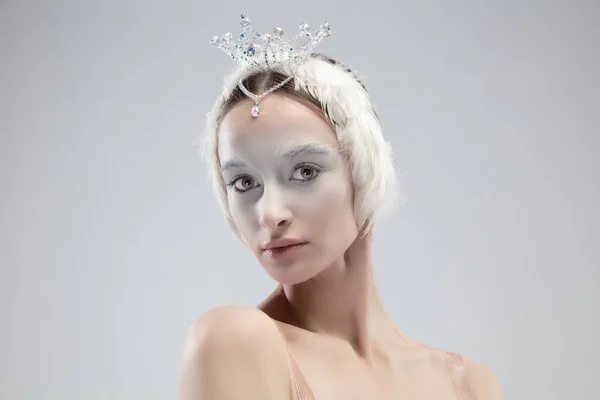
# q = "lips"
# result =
<box><xmin>271</xmin><ymin>243</ymin><xmax>303</xmax><ymax>250</ymax></box>
<box><xmin>262</xmin><ymin>238</ymin><xmax>306</xmax><ymax>250</ymax></box>
<box><xmin>263</xmin><ymin>242</ymin><xmax>307</xmax><ymax>259</ymax></box>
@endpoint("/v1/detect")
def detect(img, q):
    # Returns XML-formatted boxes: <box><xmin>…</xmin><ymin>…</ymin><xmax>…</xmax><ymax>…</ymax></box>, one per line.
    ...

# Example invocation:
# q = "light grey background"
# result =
<box><xmin>1</xmin><ymin>1</ymin><xmax>599</xmax><ymax>399</ymax></box>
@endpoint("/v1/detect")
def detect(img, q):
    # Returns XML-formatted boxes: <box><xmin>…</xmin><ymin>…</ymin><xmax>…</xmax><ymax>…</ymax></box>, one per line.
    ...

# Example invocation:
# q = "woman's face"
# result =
<box><xmin>218</xmin><ymin>95</ymin><xmax>359</xmax><ymax>284</ymax></box>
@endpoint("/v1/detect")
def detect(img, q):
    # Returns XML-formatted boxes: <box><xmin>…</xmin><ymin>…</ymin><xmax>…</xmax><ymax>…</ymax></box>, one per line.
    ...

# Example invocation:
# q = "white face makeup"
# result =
<box><xmin>218</xmin><ymin>95</ymin><xmax>359</xmax><ymax>284</ymax></box>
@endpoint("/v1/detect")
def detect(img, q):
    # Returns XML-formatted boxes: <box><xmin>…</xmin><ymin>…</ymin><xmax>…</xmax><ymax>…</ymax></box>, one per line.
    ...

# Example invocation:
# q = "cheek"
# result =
<box><xmin>228</xmin><ymin>194</ymin><xmax>255</xmax><ymax>233</ymax></box>
<box><xmin>301</xmin><ymin>184</ymin><xmax>357</xmax><ymax>268</ymax></box>
<box><xmin>301</xmin><ymin>178</ymin><xmax>356</xmax><ymax>233</ymax></box>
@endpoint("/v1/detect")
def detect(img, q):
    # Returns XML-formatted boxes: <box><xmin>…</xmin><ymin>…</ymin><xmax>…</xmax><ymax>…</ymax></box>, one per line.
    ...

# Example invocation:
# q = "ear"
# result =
<box><xmin>344</xmin><ymin>221</ymin><xmax>373</xmax><ymax>265</ymax></box>
<box><xmin>356</xmin><ymin>216</ymin><xmax>373</xmax><ymax>241</ymax></box>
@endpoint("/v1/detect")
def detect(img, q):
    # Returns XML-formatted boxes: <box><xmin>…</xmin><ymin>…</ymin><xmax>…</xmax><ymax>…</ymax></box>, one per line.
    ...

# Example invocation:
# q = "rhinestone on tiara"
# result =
<box><xmin>210</xmin><ymin>15</ymin><xmax>332</xmax><ymax>117</ymax></box>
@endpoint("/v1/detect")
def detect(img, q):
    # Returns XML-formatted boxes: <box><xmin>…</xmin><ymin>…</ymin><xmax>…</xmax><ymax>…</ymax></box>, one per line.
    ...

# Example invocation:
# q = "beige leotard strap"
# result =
<box><xmin>286</xmin><ymin>345</ymin><xmax>316</xmax><ymax>400</ymax></box>
<box><xmin>445</xmin><ymin>351</ymin><xmax>475</xmax><ymax>400</ymax></box>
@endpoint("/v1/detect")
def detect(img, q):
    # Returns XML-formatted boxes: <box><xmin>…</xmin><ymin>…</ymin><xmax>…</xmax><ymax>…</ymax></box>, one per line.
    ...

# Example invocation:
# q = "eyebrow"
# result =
<box><xmin>220</xmin><ymin>159</ymin><xmax>246</xmax><ymax>173</ymax></box>
<box><xmin>220</xmin><ymin>141</ymin><xmax>337</xmax><ymax>173</ymax></box>
<box><xmin>279</xmin><ymin>141</ymin><xmax>336</xmax><ymax>159</ymax></box>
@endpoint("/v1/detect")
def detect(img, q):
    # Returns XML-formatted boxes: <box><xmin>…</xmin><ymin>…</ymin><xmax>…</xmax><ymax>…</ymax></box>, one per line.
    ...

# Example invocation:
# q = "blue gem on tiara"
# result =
<box><xmin>210</xmin><ymin>15</ymin><xmax>331</xmax><ymax>117</ymax></box>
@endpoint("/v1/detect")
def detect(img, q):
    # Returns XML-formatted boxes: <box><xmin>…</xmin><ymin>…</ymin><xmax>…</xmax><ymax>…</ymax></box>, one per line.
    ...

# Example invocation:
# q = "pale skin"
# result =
<box><xmin>180</xmin><ymin>95</ymin><xmax>504</xmax><ymax>399</ymax></box>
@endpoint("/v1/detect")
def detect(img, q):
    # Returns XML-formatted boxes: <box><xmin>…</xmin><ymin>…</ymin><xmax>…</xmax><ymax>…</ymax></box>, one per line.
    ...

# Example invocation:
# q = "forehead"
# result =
<box><xmin>218</xmin><ymin>95</ymin><xmax>339</xmax><ymax>158</ymax></box>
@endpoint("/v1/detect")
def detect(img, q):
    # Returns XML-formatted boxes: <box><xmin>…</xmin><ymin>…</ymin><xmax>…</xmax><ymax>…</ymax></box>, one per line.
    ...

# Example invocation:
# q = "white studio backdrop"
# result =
<box><xmin>1</xmin><ymin>1</ymin><xmax>599</xmax><ymax>399</ymax></box>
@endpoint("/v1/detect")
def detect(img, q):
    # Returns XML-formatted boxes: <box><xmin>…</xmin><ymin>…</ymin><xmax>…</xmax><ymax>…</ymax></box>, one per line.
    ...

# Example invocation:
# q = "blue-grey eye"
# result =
<box><xmin>292</xmin><ymin>165</ymin><xmax>318</xmax><ymax>180</ymax></box>
<box><xmin>234</xmin><ymin>177</ymin><xmax>256</xmax><ymax>191</ymax></box>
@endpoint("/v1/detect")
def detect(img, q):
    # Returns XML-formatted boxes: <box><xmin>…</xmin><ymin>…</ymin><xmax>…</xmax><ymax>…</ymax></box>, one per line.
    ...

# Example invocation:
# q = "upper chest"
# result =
<box><xmin>290</xmin><ymin>341</ymin><xmax>459</xmax><ymax>400</ymax></box>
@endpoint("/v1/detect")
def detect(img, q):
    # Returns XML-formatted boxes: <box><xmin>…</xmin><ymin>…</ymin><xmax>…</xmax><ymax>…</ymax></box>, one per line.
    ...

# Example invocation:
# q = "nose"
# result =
<box><xmin>257</xmin><ymin>188</ymin><xmax>293</xmax><ymax>233</ymax></box>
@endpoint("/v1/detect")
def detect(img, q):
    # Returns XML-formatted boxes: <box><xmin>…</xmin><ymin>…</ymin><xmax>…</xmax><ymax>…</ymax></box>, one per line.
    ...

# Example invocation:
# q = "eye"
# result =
<box><xmin>291</xmin><ymin>164</ymin><xmax>321</xmax><ymax>182</ymax></box>
<box><xmin>229</xmin><ymin>176</ymin><xmax>258</xmax><ymax>193</ymax></box>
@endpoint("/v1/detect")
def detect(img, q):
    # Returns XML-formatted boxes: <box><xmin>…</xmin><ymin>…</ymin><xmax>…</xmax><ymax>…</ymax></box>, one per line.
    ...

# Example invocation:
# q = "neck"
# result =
<box><xmin>275</xmin><ymin>253</ymin><xmax>405</xmax><ymax>360</ymax></box>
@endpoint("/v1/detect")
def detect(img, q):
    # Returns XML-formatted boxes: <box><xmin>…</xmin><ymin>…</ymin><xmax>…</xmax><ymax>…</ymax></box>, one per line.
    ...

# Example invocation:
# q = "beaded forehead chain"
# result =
<box><xmin>210</xmin><ymin>15</ymin><xmax>332</xmax><ymax>117</ymax></box>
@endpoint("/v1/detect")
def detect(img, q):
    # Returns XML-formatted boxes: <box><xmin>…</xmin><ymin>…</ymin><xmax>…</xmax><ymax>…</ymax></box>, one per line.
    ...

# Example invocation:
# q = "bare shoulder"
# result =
<box><xmin>439</xmin><ymin>348</ymin><xmax>503</xmax><ymax>400</ymax></box>
<box><xmin>415</xmin><ymin>346</ymin><xmax>503</xmax><ymax>399</ymax></box>
<box><xmin>184</xmin><ymin>305</ymin><xmax>284</xmax><ymax>347</ymax></box>
<box><xmin>180</xmin><ymin>305</ymin><xmax>292</xmax><ymax>400</ymax></box>
<box><xmin>461</xmin><ymin>355</ymin><xmax>504</xmax><ymax>400</ymax></box>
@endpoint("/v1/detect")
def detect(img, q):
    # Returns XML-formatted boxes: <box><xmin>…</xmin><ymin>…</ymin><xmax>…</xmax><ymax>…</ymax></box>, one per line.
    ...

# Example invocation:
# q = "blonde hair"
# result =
<box><xmin>195</xmin><ymin>53</ymin><xmax>399</xmax><ymax>237</ymax></box>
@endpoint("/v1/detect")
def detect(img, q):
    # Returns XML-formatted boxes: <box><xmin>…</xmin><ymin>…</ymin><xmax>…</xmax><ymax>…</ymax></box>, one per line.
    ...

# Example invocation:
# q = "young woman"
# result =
<box><xmin>181</xmin><ymin>17</ymin><xmax>503</xmax><ymax>400</ymax></box>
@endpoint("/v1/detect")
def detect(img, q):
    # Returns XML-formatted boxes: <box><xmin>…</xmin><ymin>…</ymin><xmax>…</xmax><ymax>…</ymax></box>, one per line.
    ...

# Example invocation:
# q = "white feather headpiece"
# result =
<box><xmin>200</xmin><ymin>44</ymin><xmax>399</xmax><ymax>236</ymax></box>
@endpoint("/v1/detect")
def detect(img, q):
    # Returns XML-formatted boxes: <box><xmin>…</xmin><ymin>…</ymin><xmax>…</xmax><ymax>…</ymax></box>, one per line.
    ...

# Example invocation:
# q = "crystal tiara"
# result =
<box><xmin>209</xmin><ymin>15</ymin><xmax>332</xmax><ymax>117</ymax></box>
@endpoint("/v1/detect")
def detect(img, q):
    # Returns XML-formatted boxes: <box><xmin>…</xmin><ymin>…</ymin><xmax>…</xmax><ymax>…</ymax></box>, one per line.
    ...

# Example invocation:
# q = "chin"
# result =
<box><xmin>261</xmin><ymin>258</ymin><xmax>321</xmax><ymax>286</ymax></box>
